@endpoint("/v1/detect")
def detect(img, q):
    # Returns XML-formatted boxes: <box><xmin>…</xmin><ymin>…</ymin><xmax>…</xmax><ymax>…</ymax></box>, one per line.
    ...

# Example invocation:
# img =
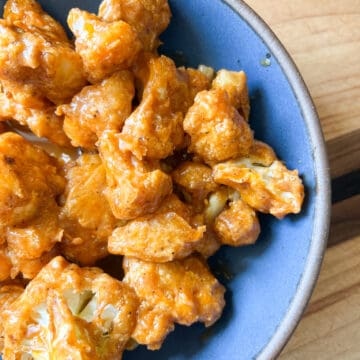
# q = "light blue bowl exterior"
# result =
<box><xmin>0</xmin><ymin>1</ymin><xmax>330</xmax><ymax>359</ymax></box>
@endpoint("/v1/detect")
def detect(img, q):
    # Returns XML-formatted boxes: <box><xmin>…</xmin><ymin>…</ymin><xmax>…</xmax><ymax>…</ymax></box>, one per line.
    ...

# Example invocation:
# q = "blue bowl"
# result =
<box><xmin>0</xmin><ymin>0</ymin><xmax>331</xmax><ymax>359</ymax></box>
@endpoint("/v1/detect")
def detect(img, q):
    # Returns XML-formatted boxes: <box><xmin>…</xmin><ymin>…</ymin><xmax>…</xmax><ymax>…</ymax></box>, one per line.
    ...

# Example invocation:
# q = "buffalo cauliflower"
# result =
<box><xmin>123</xmin><ymin>255</ymin><xmax>225</xmax><ymax>350</ymax></box>
<box><xmin>2</xmin><ymin>256</ymin><xmax>139</xmax><ymax>360</ymax></box>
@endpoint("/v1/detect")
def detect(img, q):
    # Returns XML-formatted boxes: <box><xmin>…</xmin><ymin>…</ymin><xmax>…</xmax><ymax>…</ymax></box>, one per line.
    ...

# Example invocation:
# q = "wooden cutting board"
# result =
<box><xmin>245</xmin><ymin>0</ymin><xmax>360</xmax><ymax>357</ymax></box>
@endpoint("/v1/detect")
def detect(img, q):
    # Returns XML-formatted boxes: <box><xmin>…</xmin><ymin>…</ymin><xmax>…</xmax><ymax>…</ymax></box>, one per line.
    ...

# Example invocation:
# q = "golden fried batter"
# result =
<box><xmin>183</xmin><ymin>67</ymin><xmax>212</xmax><ymax>101</ymax></box>
<box><xmin>4</xmin><ymin>0</ymin><xmax>68</xmax><ymax>42</ymax></box>
<box><xmin>0</xmin><ymin>88</ymin><xmax>70</xmax><ymax>147</ymax></box>
<box><xmin>214</xmin><ymin>199</ymin><xmax>260</xmax><ymax>246</ymax></box>
<box><xmin>98</xmin><ymin>131</ymin><xmax>172</xmax><ymax>220</ymax></box>
<box><xmin>60</xmin><ymin>154</ymin><xmax>118</xmax><ymax>265</ymax></box>
<box><xmin>0</xmin><ymin>14</ymin><xmax>86</xmax><ymax>104</ymax></box>
<box><xmin>0</xmin><ymin>284</ymin><xmax>24</xmax><ymax>352</ymax></box>
<box><xmin>123</xmin><ymin>256</ymin><xmax>225</xmax><ymax>350</ymax></box>
<box><xmin>68</xmin><ymin>8</ymin><xmax>142</xmax><ymax>83</ymax></box>
<box><xmin>190</xmin><ymin>213</ymin><xmax>221</xmax><ymax>258</ymax></box>
<box><xmin>98</xmin><ymin>0</ymin><xmax>171</xmax><ymax>51</ymax></box>
<box><xmin>213</xmin><ymin>158</ymin><xmax>304</xmax><ymax>219</ymax></box>
<box><xmin>2</xmin><ymin>256</ymin><xmax>139</xmax><ymax>360</ymax></box>
<box><xmin>108</xmin><ymin>194</ymin><xmax>205</xmax><ymax>262</ymax></box>
<box><xmin>6</xmin><ymin>246</ymin><xmax>60</xmax><ymax>280</ymax></box>
<box><xmin>171</xmin><ymin>161</ymin><xmax>218</xmax><ymax>212</ymax></box>
<box><xmin>57</xmin><ymin>71</ymin><xmax>134</xmax><ymax>150</ymax></box>
<box><xmin>212</xmin><ymin>69</ymin><xmax>250</xmax><ymax>120</ymax></box>
<box><xmin>0</xmin><ymin>133</ymin><xmax>65</xmax><ymax>279</ymax></box>
<box><xmin>121</xmin><ymin>56</ymin><xmax>190</xmax><ymax>159</ymax></box>
<box><xmin>184</xmin><ymin>88</ymin><xmax>253</xmax><ymax>164</ymax></box>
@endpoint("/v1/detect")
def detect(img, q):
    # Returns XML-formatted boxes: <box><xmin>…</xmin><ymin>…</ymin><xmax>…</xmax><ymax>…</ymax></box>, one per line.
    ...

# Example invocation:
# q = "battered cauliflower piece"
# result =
<box><xmin>68</xmin><ymin>8</ymin><xmax>142</xmax><ymax>83</ymax></box>
<box><xmin>213</xmin><ymin>150</ymin><xmax>305</xmax><ymax>219</ymax></box>
<box><xmin>3</xmin><ymin>0</ymin><xmax>68</xmax><ymax>42</ymax></box>
<box><xmin>98</xmin><ymin>131</ymin><xmax>172</xmax><ymax>220</ymax></box>
<box><xmin>190</xmin><ymin>213</ymin><xmax>221</xmax><ymax>258</ymax></box>
<box><xmin>0</xmin><ymin>284</ymin><xmax>24</xmax><ymax>352</ymax></box>
<box><xmin>0</xmin><ymin>133</ymin><xmax>65</xmax><ymax>279</ymax></box>
<box><xmin>98</xmin><ymin>0</ymin><xmax>171</xmax><ymax>51</ymax></box>
<box><xmin>212</xmin><ymin>69</ymin><xmax>250</xmax><ymax>120</ymax></box>
<box><xmin>108</xmin><ymin>194</ymin><xmax>206</xmax><ymax>262</ymax></box>
<box><xmin>121</xmin><ymin>56</ymin><xmax>191</xmax><ymax>159</ymax></box>
<box><xmin>60</xmin><ymin>154</ymin><xmax>118</xmax><ymax>266</ymax></box>
<box><xmin>0</xmin><ymin>88</ymin><xmax>70</xmax><ymax>147</ymax></box>
<box><xmin>171</xmin><ymin>161</ymin><xmax>219</xmax><ymax>212</ymax></box>
<box><xmin>214</xmin><ymin>199</ymin><xmax>260</xmax><ymax>246</ymax></box>
<box><xmin>0</xmin><ymin>18</ymin><xmax>87</xmax><ymax>105</ymax></box>
<box><xmin>183</xmin><ymin>67</ymin><xmax>212</xmax><ymax>101</ymax></box>
<box><xmin>2</xmin><ymin>256</ymin><xmax>139</xmax><ymax>360</ymax></box>
<box><xmin>5</xmin><ymin>246</ymin><xmax>60</xmax><ymax>281</ymax></box>
<box><xmin>123</xmin><ymin>256</ymin><xmax>225</xmax><ymax>350</ymax></box>
<box><xmin>183</xmin><ymin>88</ymin><xmax>253</xmax><ymax>164</ymax></box>
<box><xmin>57</xmin><ymin>71</ymin><xmax>134</xmax><ymax>150</ymax></box>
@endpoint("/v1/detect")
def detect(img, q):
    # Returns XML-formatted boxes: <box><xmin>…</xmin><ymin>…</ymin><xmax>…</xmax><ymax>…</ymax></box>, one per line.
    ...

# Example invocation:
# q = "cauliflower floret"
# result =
<box><xmin>3</xmin><ymin>0</ymin><xmax>68</xmax><ymax>42</ymax></box>
<box><xmin>98</xmin><ymin>131</ymin><xmax>172</xmax><ymax>220</ymax></box>
<box><xmin>98</xmin><ymin>0</ymin><xmax>171</xmax><ymax>51</ymax></box>
<box><xmin>2</xmin><ymin>256</ymin><xmax>139</xmax><ymax>360</ymax></box>
<box><xmin>212</xmin><ymin>69</ymin><xmax>250</xmax><ymax>120</ymax></box>
<box><xmin>123</xmin><ymin>255</ymin><xmax>225</xmax><ymax>350</ymax></box>
<box><xmin>190</xmin><ymin>213</ymin><xmax>221</xmax><ymax>258</ymax></box>
<box><xmin>213</xmin><ymin>148</ymin><xmax>305</xmax><ymax>219</ymax></box>
<box><xmin>59</xmin><ymin>155</ymin><xmax>118</xmax><ymax>266</ymax></box>
<box><xmin>5</xmin><ymin>246</ymin><xmax>60</xmax><ymax>280</ymax></box>
<box><xmin>214</xmin><ymin>198</ymin><xmax>260</xmax><ymax>246</ymax></box>
<box><xmin>0</xmin><ymin>17</ymin><xmax>87</xmax><ymax>105</ymax></box>
<box><xmin>183</xmin><ymin>88</ymin><xmax>253</xmax><ymax>164</ymax></box>
<box><xmin>121</xmin><ymin>56</ymin><xmax>191</xmax><ymax>160</ymax></box>
<box><xmin>108</xmin><ymin>194</ymin><xmax>205</xmax><ymax>262</ymax></box>
<box><xmin>0</xmin><ymin>284</ymin><xmax>24</xmax><ymax>352</ymax></box>
<box><xmin>171</xmin><ymin>161</ymin><xmax>219</xmax><ymax>212</ymax></box>
<box><xmin>68</xmin><ymin>8</ymin><xmax>142</xmax><ymax>83</ymax></box>
<box><xmin>0</xmin><ymin>88</ymin><xmax>70</xmax><ymax>147</ymax></box>
<box><xmin>57</xmin><ymin>71</ymin><xmax>134</xmax><ymax>150</ymax></box>
<box><xmin>182</xmin><ymin>67</ymin><xmax>212</xmax><ymax>101</ymax></box>
<box><xmin>0</xmin><ymin>133</ymin><xmax>65</xmax><ymax>279</ymax></box>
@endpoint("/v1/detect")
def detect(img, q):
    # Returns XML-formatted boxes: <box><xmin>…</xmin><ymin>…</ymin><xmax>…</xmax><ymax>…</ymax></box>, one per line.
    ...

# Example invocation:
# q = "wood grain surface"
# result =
<box><xmin>244</xmin><ymin>0</ymin><xmax>360</xmax><ymax>358</ymax></box>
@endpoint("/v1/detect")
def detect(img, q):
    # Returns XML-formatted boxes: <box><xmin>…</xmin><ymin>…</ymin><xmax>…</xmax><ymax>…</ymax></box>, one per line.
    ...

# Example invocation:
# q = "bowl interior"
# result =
<box><xmin>0</xmin><ymin>0</ymin><xmax>319</xmax><ymax>359</ymax></box>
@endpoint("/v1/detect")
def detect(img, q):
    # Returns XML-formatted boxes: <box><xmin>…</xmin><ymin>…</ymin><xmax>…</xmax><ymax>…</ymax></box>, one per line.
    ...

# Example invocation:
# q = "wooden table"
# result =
<box><xmin>245</xmin><ymin>0</ymin><xmax>360</xmax><ymax>358</ymax></box>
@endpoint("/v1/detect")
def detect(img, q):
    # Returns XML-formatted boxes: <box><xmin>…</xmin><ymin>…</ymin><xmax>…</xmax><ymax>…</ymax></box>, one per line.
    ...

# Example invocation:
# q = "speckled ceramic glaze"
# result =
<box><xmin>0</xmin><ymin>0</ymin><xmax>331</xmax><ymax>359</ymax></box>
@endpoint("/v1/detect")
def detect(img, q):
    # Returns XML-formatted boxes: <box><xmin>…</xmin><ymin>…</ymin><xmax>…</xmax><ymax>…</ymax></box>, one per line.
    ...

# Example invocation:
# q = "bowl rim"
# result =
<box><xmin>222</xmin><ymin>0</ymin><xmax>331</xmax><ymax>358</ymax></box>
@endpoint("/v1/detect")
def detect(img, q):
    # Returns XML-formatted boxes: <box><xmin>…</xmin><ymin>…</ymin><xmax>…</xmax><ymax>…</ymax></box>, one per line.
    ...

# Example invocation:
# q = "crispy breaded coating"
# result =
<box><xmin>0</xmin><ymin>18</ymin><xmax>86</xmax><ymax>105</ymax></box>
<box><xmin>0</xmin><ymin>284</ymin><xmax>24</xmax><ymax>352</ymax></box>
<box><xmin>68</xmin><ymin>8</ymin><xmax>142</xmax><ymax>83</ymax></box>
<box><xmin>121</xmin><ymin>56</ymin><xmax>190</xmax><ymax>159</ymax></box>
<box><xmin>248</xmin><ymin>140</ymin><xmax>277</xmax><ymax>166</ymax></box>
<box><xmin>184</xmin><ymin>88</ymin><xmax>253</xmax><ymax>164</ymax></box>
<box><xmin>183</xmin><ymin>67</ymin><xmax>212</xmax><ymax>101</ymax></box>
<box><xmin>60</xmin><ymin>154</ymin><xmax>118</xmax><ymax>265</ymax></box>
<box><xmin>98</xmin><ymin>0</ymin><xmax>171</xmax><ymax>51</ymax></box>
<box><xmin>0</xmin><ymin>133</ymin><xmax>65</xmax><ymax>279</ymax></box>
<box><xmin>214</xmin><ymin>199</ymin><xmax>260</xmax><ymax>246</ymax></box>
<box><xmin>98</xmin><ymin>131</ymin><xmax>172</xmax><ymax>220</ymax></box>
<box><xmin>171</xmin><ymin>161</ymin><xmax>218</xmax><ymax>212</ymax></box>
<box><xmin>57</xmin><ymin>71</ymin><xmax>134</xmax><ymax>150</ymax></box>
<box><xmin>2</xmin><ymin>256</ymin><xmax>139</xmax><ymax>360</ymax></box>
<box><xmin>123</xmin><ymin>256</ymin><xmax>225</xmax><ymax>350</ymax></box>
<box><xmin>6</xmin><ymin>246</ymin><xmax>60</xmax><ymax>280</ymax></box>
<box><xmin>109</xmin><ymin>194</ymin><xmax>205</xmax><ymax>262</ymax></box>
<box><xmin>212</xmin><ymin>69</ymin><xmax>250</xmax><ymax>120</ymax></box>
<box><xmin>0</xmin><ymin>88</ymin><xmax>70</xmax><ymax>147</ymax></box>
<box><xmin>213</xmin><ymin>157</ymin><xmax>305</xmax><ymax>219</ymax></box>
<box><xmin>3</xmin><ymin>0</ymin><xmax>68</xmax><ymax>42</ymax></box>
<box><xmin>190</xmin><ymin>214</ymin><xmax>221</xmax><ymax>258</ymax></box>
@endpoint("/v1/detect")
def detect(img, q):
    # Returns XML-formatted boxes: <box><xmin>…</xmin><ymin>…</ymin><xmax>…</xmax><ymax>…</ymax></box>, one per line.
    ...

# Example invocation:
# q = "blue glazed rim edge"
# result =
<box><xmin>222</xmin><ymin>0</ymin><xmax>331</xmax><ymax>359</ymax></box>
